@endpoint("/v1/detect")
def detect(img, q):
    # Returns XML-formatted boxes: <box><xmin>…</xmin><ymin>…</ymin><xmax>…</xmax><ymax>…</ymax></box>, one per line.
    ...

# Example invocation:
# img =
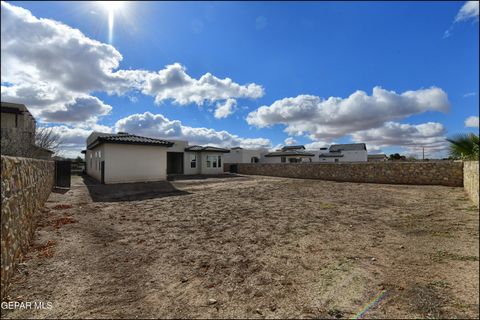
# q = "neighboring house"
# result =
<box><xmin>223</xmin><ymin>147</ymin><xmax>268</xmax><ymax>164</ymax></box>
<box><xmin>167</xmin><ymin>140</ymin><xmax>230</xmax><ymax>175</ymax></box>
<box><xmin>368</xmin><ymin>154</ymin><xmax>388</xmax><ymax>162</ymax></box>
<box><xmin>85</xmin><ymin>132</ymin><xmax>229</xmax><ymax>184</ymax></box>
<box><xmin>264</xmin><ymin>145</ymin><xmax>315</xmax><ymax>163</ymax></box>
<box><xmin>318</xmin><ymin>143</ymin><xmax>368</xmax><ymax>163</ymax></box>
<box><xmin>1</xmin><ymin>101</ymin><xmax>52</xmax><ymax>159</ymax></box>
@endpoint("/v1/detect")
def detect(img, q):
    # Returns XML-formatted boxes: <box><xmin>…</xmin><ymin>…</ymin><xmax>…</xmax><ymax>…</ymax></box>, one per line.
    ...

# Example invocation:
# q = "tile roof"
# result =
<box><xmin>281</xmin><ymin>145</ymin><xmax>306</xmax><ymax>151</ymax></box>
<box><xmin>368</xmin><ymin>154</ymin><xmax>387</xmax><ymax>159</ymax></box>
<box><xmin>329</xmin><ymin>143</ymin><xmax>366</xmax><ymax>152</ymax></box>
<box><xmin>88</xmin><ymin>132</ymin><xmax>174</xmax><ymax>149</ymax></box>
<box><xmin>185</xmin><ymin>145</ymin><xmax>230</xmax><ymax>153</ymax></box>
<box><xmin>265</xmin><ymin>150</ymin><xmax>315</xmax><ymax>157</ymax></box>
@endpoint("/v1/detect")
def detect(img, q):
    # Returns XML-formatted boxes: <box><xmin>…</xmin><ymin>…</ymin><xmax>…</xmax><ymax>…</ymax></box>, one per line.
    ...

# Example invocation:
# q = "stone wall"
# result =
<box><xmin>1</xmin><ymin>156</ymin><xmax>54</xmax><ymax>299</ymax></box>
<box><xmin>236</xmin><ymin>161</ymin><xmax>464</xmax><ymax>187</ymax></box>
<box><xmin>464</xmin><ymin>161</ymin><xmax>479</xmax><ymax>207</ymax></box>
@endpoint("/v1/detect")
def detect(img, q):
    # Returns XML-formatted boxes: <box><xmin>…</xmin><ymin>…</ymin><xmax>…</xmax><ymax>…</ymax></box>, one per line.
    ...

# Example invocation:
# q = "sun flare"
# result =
<box><xmin>98</xmin><ymin>1</ymin><xmax>125</xmax><ymax>13</ymax></box>
<box><xmin>96</xmin><ymin>1</ymin><xmax>127</xmax><ymax>44</ymax></box>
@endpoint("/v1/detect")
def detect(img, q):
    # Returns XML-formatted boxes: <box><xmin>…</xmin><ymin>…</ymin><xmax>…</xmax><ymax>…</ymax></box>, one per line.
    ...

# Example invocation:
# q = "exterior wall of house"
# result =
<box><xmin>103</xmin><ymin>144</ymin><xmax>168</xmax><ymax>184</ymax></box>
<box><xmin>0</xmin><ymin>113</ymin><xmax>16</xmax><ymax>128</ymax></box>
<box><xmin>167</xmin><ymin>140</ymin><xmax>203</xmax><ymax>175</ymax></box>
<box><xmin>184</xmin><ymin>151</ymin><xmax>202</xmax><ymax>175</ymax></box>
<box><xmin>263</xmin><ymin>156</ymin><xmax>313</xmax><ymax>163</ymax></box>
<box><xmin>85</xmin><ymin>144</ymin><xmax>105</xmax><ymax>182</ymax></box>
<box><xmin>368</xmin><ymin>156</ymin><xmax>387</xmax><ymax>162</ymax></box>
<box><xmin>199</xmin><ymin>152</ymin><xmax>225</xmax><ymax>174</ymax></box>
<box><xmin>318</xmin><ymin>157</ymin><xmax>341</xmax><ymax>163</ymax></box>
<box><xmin>224</xmin><ymin>149</ymin><xmax>267</xmax><ymax>163</ymax></box>
<box><xmin>341</xmin><ymin>150</ymin><xmax>367</xmax><ymax>162</ymax></box>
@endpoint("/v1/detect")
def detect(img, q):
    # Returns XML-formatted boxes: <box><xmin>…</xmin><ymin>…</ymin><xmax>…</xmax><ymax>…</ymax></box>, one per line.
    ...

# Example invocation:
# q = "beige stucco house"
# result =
<box><xmin>85</xmin><ymin>132</ymin><xmax>229</xmax><ymax>184</ymax></box>
<box><xmin>1</xmin><ymin>101</ymin><xmax>53</xmax><ymax>159</ymax></box>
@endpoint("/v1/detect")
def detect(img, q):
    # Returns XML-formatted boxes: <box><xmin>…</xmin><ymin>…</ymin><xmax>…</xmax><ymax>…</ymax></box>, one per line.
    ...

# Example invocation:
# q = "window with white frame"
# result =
<box><xmin>206</xmin><ymin>155</ymin><xmax>212</xmax><ymax>168</ymax></box>
<box><xmin>206</xmin><ymin>155</ymin><xmax>221</xmax><ymax>168</ymax></box>
<box><xmin>190</xmin><ymin>154</ymin><xmax>197</xmax><ymax>168</ymax></box>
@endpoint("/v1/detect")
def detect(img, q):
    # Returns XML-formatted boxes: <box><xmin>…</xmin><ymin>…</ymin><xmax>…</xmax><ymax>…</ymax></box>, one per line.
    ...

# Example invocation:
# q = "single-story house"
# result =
<box><xmin>318</xmin><ymin>143</ymin><xmax>367</xmax><ymax>162</ymax></box>
<box><xmin>166</xmin><ymin>140</ymin><xmax>230</xmax><ymax>175</ymax></box>
<box><xmin>368</xmin><ymin>154</ymin><xmax>388</xmax><ymax>162</ymax></box>
<box><xmin>263</xmin><ymin>145</ymin><xmax>315</xmax><ymax>163</ymax></box>
<box><xmin>85</xmin><ymin>132</ymin><xmax>229</xmax><ymax>184</ymax></box>
<box><xmin>223</xmin><ymin>146</ymin><xmax>268</xmax><ymax>164</ymax></box>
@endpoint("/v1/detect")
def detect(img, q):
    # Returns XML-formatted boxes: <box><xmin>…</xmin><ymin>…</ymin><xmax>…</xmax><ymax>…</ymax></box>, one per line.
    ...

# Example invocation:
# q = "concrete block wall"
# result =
<box><xmin>464</xmin><ymin>161</ymin><xmax>479</xmax><ymax>207</ymax></box>
<box><xmin>236</xmin><ymin>161</ymin><xmax>464</xmax><ymax>187</ymax></box>
<box><xmin>1</xmin><ymin>156</ymin><xmax>54</xmax><ymax>299</ymax></box>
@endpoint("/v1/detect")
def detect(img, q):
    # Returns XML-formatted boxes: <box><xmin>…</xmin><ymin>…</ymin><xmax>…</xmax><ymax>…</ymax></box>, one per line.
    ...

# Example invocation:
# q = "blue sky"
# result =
<box><xmin>1</xmin><ymin>1</ymin><xmax>479</xmax><ymax>158</ymax></box>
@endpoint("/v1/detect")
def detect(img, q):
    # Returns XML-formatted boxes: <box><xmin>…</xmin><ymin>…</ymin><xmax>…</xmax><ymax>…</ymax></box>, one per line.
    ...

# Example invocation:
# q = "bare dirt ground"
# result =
<box><xmin>2</xmin><ymin>175</ymin><xmax>479</xmax><ymax>319</ymax></box>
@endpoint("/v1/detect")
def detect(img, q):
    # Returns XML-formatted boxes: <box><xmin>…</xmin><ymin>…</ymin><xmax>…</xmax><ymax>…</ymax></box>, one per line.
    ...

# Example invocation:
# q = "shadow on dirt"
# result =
<box><xmin>81</xmin><ymin>175</ymin><xmax>190</xmax><ymax>202</ymax></box>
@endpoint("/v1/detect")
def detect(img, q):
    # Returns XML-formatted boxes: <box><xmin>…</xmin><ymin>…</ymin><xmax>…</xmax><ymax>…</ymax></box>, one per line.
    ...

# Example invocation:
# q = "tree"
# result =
<box><xmin>35</xmin><ymin>127</ymin><xmax>62</xmax><ymax>155</ymax></box>
<box><xmin>389</xmin><ymin>153</ymin><xmax>406</xmax><ymax>161</ymax></box>
<box><xmin>446</xmin><ymin>133</ymin><xmax>479</xmax><ymax>160</ymax></box>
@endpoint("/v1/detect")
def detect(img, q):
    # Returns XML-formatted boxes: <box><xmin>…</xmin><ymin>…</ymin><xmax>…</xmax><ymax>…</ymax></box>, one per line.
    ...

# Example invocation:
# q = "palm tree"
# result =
<box><xmin>446</xmin><ymin>133</ymin><xmax>479</xmax><ymax>160</ymax></box>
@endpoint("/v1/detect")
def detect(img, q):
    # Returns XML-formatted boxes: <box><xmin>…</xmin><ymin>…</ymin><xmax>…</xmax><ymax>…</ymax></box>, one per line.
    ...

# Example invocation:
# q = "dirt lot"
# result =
<box><xmin>2</xmin><ymin>175</ymin><xmax>479</xmax><ymax>319</ymax></box>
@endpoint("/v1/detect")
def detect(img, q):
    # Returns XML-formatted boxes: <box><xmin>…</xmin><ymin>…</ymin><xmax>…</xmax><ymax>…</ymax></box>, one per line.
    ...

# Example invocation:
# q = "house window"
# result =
<box><xmin>251</xmin><ymin>157</ymin><xmax>259</xmax><ymax>163</ymax></box>
<box><xmin>334</xmin><ymin>159</ymin><xmax>339</xmax><ymax>163</ymax></box>
<box><xmin>206</xmin><ymin>155</ymin><xmax>221</xmax><ymax>168</ymax></box>
<box><xmin>190</xmin><ymin>154</ymin><xmax>197</xmax><ymax>168</ymax></box>
<box><xmin>281</xmin><ymin>156</ymin><xmax>286</xmax><ymax>163</ymax></box>
<box><xmin>206</xmin><ymin>155</ymin><xmax>212</xmax><ymax>168</ymax></box>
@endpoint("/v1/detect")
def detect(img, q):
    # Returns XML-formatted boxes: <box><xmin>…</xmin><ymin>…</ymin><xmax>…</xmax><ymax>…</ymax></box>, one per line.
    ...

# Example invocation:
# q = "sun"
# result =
<box><xmin>96</xmin><ymin>1</ymin><xmax>128</xmax><ymax>44</ymax></box>
<box><xmin>98</xmin><ymin>1</ymin><xmax>125</xmax><ymax>13</ymax></box>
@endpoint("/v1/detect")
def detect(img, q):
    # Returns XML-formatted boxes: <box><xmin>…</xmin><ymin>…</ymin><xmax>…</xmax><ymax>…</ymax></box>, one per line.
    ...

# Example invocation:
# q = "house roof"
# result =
<box><xmin>329</xmin><ymin>143</ymin><xmax>366</xmax><ymax>152</ymax></box>
<box><xmin>1</xmin><ymin>101</ymin><xmax>36</xmax><ymax>122</ymax></box>
<box><xmin>281</xmin><ymin>145</ymin><xmax>306</xmax><ymax>151</ymax></box>
<box><xmin>368</xmin><ymin>154</ymin><xmax>387</xmax><ymax>159</ymax></box>
<box><xmin>265</xmin><ymin>150</ymin><xmax>315</xmax><ymax>157</ymax></box>
<box><xmin>87</xmin><ymin>132</ymin><xmax>174</xmax><ymax>149</ymax></box>
<box><xmin>231</xmin><ymin>147</ymin><xmax>243</xmax><ymax>150</ymax></box>
<box><xmin>185</xmin><ymin>145</ymin><xmax>230</xmax><ymax>153</ymax></box>
<box><xmin>319</xmin><ymin>153</ymin><xmax>344</xmax><ymax>158</ymax></box>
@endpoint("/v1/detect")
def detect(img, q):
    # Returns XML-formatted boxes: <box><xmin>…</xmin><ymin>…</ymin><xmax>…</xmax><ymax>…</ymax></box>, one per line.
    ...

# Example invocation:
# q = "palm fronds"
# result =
<box><xmin>446</xmin><ymin>133</ymin><xmax>479</xmax><ymax>160</ymax></box>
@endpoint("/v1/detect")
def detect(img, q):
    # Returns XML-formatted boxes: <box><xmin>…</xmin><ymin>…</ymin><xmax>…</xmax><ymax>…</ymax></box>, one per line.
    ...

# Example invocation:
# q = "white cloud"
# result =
<box><xmin>140</xmin><ymin>63</ymin><xmax>263</xmax><ymax>106</ymax></box>
<box><xmin>1</xmin><ymin>1</ymin><xmax>263</xmax><ymax>124</ymax></box>
<box><xmin>465</xmin><ymin>116</ymin><xmax>480</xmax><ymax>128</ymax></box>
<box><xmin>40</xmin><ymin>96</ymin><xmax>112</xmax><ymax>123</ymax></box>
<box><xmin>463</xmin><ymin>92</ymin><xmax>476</xmax><ymax>98</ymax></box>
<box><xmin>351</xmin><ymin>121</ymin><xmax>448</xmax><ymax>154</ymax></box>
<box><xmin>284</xmin><ymin>137</ymin><xmax>297</xmax><ymax>145</ymax></box>
<box><xmin>455</xmin><ymin>1</ymin><xmax>479</xmax><ymax>22</ymax></box>
<box><xmin>247</xmin><ymin>86</ymin><xmax>450</xmax><ymax>140</ymax></box>
<box><xmin>115</xmin><ymin>112</ymin><xmax>271</xmax><ymax>149</ymax></box>
<box><xmin>214</xmin><ymin>98</ymin><xmax>237</xmax><ymax>119</ymax></box>
<box><xmin>304</xmin><ymin>140</ymin><xmax>330</xmax><ymax>150</ymax></box>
